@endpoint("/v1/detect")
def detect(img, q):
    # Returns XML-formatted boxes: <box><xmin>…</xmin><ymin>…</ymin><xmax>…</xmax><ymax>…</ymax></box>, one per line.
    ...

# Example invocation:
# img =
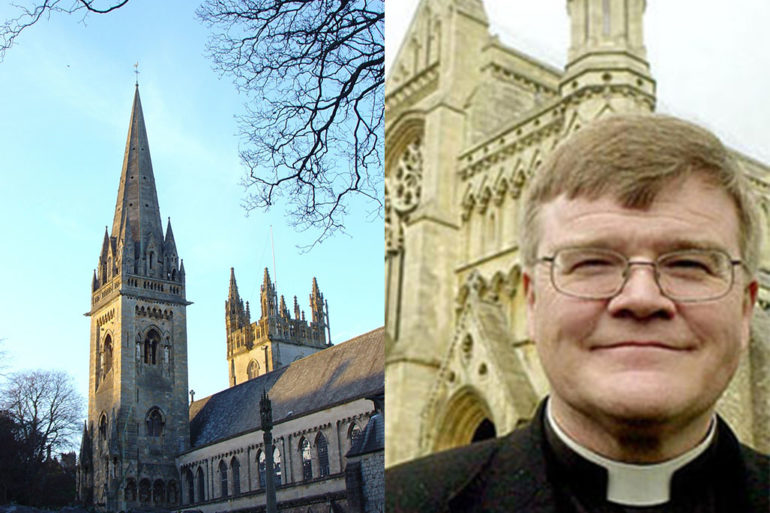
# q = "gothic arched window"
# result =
<box><xmin>348</xmin><ymin>423</ymin><xmax>361</xmax><ymax>442</ymax></box>
<box><xmin>219</xmin><ymin>459</ymin><xmax>228</xmax><ymax>498</ymax></box>
<box><xmin>257</xmin><ymin>450</ymin><xmax>266</xmax><ymax>488</ymax></box>
<box><xmin>125</xmin><ymin>478</ymin><xmax>136</xmax><ymax>502</ymax></box>
<box><xmin>273</xmin><ymin>446</ymin><xmax>282</xmax><ymax>486</ymax></box>
<box><xmin>103</xmin><ymin>335</ymin><xmax>113</xmax><ymax>374</ymax></box>
<box><xmin>167</xmin><ymin>480</ymin><xmax>178</xmax><ymax>504</ymax></box>
<box><xmin>184</xmin><ymin>468</ymin><xmax>194</xmax><ymax>504</ymax></box>
<box><xmin>144</xmin><ymin>329</ymin><xmax>160</xmax><ymax>364</ymax></box>
<box><xmin>316</xmin><ymin>432</ymin><xmax>330</xmax><ymax>477</ymax></box>
<box><xmin>300</xmin><ymin>437</ymin><xmax>312</xmax><ymax>481</ymax></box>
<box><xmin>138</xmin><ymin>479</ymin><xmax>151</xmax><ymax>504</ymax></box>
<box><xmin>231</xmin><ymin>457</ymin><xmax>241</xmax><ymax>495</ymax></box>
<box><xmin>196</xmin><ymin>467</ymin><xmax>205</xmax><ymax>502</ymax></box>
<box><xmin>152</xmin><ymin>480</ymin><xmax>165</xmax><ymax>505</ymax></box>
<box><xmin>99</xmin><ymin>414</ymin><xmax>107</xmax><ymax>440</ymax></box>
<box><xmin>247</xmin><ymin>360</ymin><xmax>259</xmax><ymax>380</ymax></box>
<box><xmin>146</xmin><ymin>407</ymin><xmax>163</xmax><ymax>437</ymax></box>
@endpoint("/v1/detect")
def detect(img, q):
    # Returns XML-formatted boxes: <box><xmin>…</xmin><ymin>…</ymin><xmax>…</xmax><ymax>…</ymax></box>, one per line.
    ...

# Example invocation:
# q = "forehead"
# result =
<box><xmin>537</xmin><ymin>176</ymin><xmax>741</xmax><ymax>254</ymax></box>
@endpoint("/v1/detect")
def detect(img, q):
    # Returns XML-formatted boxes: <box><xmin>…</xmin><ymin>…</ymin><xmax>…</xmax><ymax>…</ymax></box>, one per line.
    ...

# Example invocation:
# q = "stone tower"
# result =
<box><xmin>560</xmin><ymin>0</ymin><xmax>655</xmax><ymax>132</ymax></box>
<box><xmin>78</xmin><ymin>85</ymin><xmax>190</xmax><ymax>511</ymax></box>
<box><xmin>225</xmin><ymin>268</ymin><xmax>330</xmax><ymax>386</ymax></box>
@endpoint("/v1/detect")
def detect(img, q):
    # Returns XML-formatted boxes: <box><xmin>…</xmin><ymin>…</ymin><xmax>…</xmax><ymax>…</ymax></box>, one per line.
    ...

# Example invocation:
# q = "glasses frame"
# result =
<box><xmin>536</xmin><ymin>247</ymin><xmax>743</xmax><ymax>303</ymax></box>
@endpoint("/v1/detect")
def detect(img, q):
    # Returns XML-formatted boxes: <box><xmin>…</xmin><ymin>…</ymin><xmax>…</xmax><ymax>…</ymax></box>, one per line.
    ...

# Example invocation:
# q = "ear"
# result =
<box><xmin>523</xmin><ymin>270</ymin><xmax>537</xmax><ymax>340</ymax></box>
<box><xmin>740</xmin><ymin>279</ymin><xmax>759</xmax><ymax>351</ymax></box>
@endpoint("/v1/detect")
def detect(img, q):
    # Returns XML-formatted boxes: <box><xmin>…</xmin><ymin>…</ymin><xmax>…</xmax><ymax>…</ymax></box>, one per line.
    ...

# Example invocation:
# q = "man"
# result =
<box><xmin>386</xmin><ymin>115</ymin><xmax>770</xmax><ymax>512</ymax></box>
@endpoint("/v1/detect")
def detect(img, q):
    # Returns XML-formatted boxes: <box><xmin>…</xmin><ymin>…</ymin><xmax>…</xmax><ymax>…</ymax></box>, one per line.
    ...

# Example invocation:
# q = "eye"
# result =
<box><xmin>574</xmin><ymin>257</ymin><xmax>614</xmax><ymax>269</ymax></box>
<box><xmin>661</xmin><ymin>254</ymin><xmax>719</xmax><ymax>276</ymax></box>
<box><xmin>558</xmin><ymin>250</ymin><xmax>622</xmax><ymax>275</ymax></box>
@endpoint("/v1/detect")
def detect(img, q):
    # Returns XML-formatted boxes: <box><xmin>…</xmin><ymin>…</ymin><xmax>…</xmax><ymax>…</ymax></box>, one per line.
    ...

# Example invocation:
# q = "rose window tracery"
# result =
<box><xmin>391</xmin><ymin>138</ymin><xmax>423</xmax><ymax>215</ymax></box>
<box><xmin>386</xmin><ymin>137</ymin><xmax>423</xmax><ymax>253</ymax></box>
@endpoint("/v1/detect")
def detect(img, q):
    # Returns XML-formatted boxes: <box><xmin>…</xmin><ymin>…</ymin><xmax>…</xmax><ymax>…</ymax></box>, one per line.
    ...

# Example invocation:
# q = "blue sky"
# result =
<box><xmin>0</xmin><ymin>1</ymin><xmax>384</xmax><ymax>405</ymax></box>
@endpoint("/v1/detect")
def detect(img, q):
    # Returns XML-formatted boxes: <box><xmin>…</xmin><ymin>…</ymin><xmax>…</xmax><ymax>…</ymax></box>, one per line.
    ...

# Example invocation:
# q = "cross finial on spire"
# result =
<box><xmin>134</xmin><ymin>61</ymin><xmax>140</xmax><ymax>86</ymax></box>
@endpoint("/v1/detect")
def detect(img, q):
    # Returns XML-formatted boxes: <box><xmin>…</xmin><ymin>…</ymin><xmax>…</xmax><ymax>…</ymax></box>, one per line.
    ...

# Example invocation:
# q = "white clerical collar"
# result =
<box><xmin>546</xmin><ymin>401</ymin><xmax>716</xmax><ymax>507</ymax></box>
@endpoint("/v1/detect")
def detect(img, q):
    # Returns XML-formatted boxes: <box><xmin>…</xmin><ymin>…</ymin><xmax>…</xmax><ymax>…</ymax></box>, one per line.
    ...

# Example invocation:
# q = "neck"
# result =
<box><xmin>549</xmin><ymin>396</ymin><xmax>714</xmax><ymax>463</ymax></box>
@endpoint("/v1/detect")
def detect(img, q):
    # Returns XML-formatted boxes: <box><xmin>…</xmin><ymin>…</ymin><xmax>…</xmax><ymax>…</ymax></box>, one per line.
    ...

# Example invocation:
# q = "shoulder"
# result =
<box><xmin>717</xmin><ymin>417</ymin><xmax>770</xmax><ymax>511</ymax></box>
<box><xmin>739</xmin><ymin>443</ymin><xmax>770</xmax><ymax>502</ymax></box>
<box><xmin>385</xmin><ymin>437</ymin><xmax>503</xmax><ymax>513</ymax></box>
<box><xmin>385</xmin><ymin>425</ymin><xmax>544</xmax><ymax>513</ymax></box>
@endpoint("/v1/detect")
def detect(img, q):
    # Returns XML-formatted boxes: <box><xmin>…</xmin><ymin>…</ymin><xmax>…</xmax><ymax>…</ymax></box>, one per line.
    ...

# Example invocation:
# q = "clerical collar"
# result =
<box><xmin>546</xmin><ymin>401</ymin><xmax>716</xmax><ymax>507</ymax></box>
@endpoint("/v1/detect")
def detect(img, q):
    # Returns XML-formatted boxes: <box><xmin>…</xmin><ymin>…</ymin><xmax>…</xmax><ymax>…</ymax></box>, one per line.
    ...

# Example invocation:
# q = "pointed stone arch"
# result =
<box><xmin>145</xmin><ymin>406</ymin><xmax>165</xmax><ymax>437</ymax></box>
<box><xmin>140</xmin><ymin>325</ymin><xmax>163</xmax><ymax>365</ymax></box>
<box><xmin>420</xmin><ymin>274</ymin><xmax>539</xmax><ymax>455</ymax></box>
<box><xmin>432</xmin><ymin>386</ymin><xmax>494</xmax><ymax>451</ymax></box>
<box><xmin>511</xmin><ymin>159</ymin><xmax>527</xmax><ymax>199</ymax></box>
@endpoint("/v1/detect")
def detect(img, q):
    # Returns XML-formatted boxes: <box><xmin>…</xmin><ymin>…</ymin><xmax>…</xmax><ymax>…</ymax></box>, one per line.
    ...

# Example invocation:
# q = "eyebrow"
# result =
<box><xmin>549</xmin><ymin>237</ymin><xmax>731</xmax><ymax>255</ymax></box>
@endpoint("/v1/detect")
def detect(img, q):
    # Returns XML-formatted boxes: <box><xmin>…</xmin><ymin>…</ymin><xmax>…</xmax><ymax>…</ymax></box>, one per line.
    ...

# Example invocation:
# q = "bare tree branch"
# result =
<box><xmin>0</xmin><ymin>0</ymin><xmax>128</xmax><ymax>61</ymax></box>
<box><xmin>1</xmin><ymin>0</ymin><xmax>384</xmax><ymax>246</ymax></box>
<box><xmin>198</xmin><ymin>0</ymin><xmax>385</xmax><ymax>247</ymax></box>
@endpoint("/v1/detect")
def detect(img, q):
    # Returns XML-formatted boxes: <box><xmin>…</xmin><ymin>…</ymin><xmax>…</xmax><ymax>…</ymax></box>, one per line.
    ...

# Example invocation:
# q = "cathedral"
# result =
<box><xmin>384</xmin><ymin>0</ymin><xmax>770</xmax><ymax>467</ymax></box>
<box><xmin>77</xmin><ymin>85</ymin><xmax>384</xmax><ymax>513</ymax></box>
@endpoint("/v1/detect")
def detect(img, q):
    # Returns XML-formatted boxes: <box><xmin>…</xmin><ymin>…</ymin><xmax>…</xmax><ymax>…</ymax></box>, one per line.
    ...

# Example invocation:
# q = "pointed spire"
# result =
<box><xmin>313</xmin><ymin>277</ymin><xmax>320</xmax><ymax>294</ymax></box>
<box><xmin>279</xmin><ymin>295</ymin><xmax>287</xmax><ymax>317</ymax></box>
<box><xmin>111</xmin><ymin>86</ymin><xmax>164</xmax><ymax>250</ymax></box>
<box><xmin>309</xmin><ymin>277</ymin><xmax>325</xmax><ymax>324</ymax></box>
<box><xmin>164</xmin><ymin>217</ymin><xmax>176</xmax><ymax>249</ymax></box>
<box><xmin>92</xmin><ymin>270</ymin><xmax>99</xmax><ymax>292</ymax></box>
<box><xmin>260</xmin><ymin>267</ymin><xmax>276</xmax><ymax>319</ymax></box>
<box><xmin>226</xmin><ymin>267</ymin><xmax>248</xmax><ymax>334</ymax></box>
<box><xmin>100</xmin><ymin>226</ymin><xmax>110</xmax><ymax>258</ymax></box>
<box><xmin>228</xmin><ymin>267</ymin><xmax>240</xmax><ymax>301</ymax></box>
<box><xmin>79</xmin><ymin>420</ymin><xmax>92</xmax><ymax>466</ymax></box>
<box><xmin>293</xmin><ymin>295</ymin><xmax>300</xmax><ymax>319</ymax></box>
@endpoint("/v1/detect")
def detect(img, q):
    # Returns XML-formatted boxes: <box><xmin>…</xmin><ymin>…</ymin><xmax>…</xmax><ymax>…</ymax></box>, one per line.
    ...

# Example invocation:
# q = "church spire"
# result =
<box><xmin>309</xmin><ymin>277</ymin><xmax>325</xmax><ymax>325</ymax></box>
<box><xmin>226</xmin><ymin>268</ymin><xmax>249</xmax><ymax>335</ymax></box>
<box><xmin>111</xmin><ymin>86</ymin><xmax>164</xmax><ymax>249</ymax></box>
<box><xmin>260</xmin><ymin>267</ymin><xmax>277</xmax><ymax>319</ymax></box>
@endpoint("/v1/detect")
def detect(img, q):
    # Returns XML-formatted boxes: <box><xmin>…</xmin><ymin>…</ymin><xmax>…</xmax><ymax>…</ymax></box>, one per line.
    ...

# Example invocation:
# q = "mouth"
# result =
<box><xmin>592</xmin><ymin>341</ymin><xmax>688</xmax><ymax>351</ymax></box>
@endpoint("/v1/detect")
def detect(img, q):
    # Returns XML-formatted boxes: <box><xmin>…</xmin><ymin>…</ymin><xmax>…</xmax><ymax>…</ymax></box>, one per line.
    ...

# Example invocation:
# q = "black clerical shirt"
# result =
<box><xmin>385</xmin><ymin>401</ymin><xmax>770</xmax><ymax>513</ymax></box>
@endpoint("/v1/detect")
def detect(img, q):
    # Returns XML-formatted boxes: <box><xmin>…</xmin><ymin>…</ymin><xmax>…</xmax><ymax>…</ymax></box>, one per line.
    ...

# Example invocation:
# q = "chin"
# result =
<box><xmin>588</xmin><ymin>373</ymin><xmax>699</xmax><ymax>424</ymax></box>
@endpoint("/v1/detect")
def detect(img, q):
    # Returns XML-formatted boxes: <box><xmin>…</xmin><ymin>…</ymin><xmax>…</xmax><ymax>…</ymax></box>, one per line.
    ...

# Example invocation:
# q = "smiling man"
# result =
<box><xmin>386</xmin><ymin>115</ymin><xmax>770</xmax><ymax>512</ymax></box>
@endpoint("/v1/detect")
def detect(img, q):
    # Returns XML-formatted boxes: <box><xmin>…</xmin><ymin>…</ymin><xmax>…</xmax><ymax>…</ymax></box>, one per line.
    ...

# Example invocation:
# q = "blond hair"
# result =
<box><xmin>519</xmin><ymin>114</ymin><xmax>762</xmax><ymax>274</ymax></box>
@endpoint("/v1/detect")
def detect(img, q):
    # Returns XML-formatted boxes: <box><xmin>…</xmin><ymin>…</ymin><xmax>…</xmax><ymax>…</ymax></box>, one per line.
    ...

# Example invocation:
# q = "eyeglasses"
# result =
<box><xmin>537</xmin><ymin>247</ymin><xmax>743</xmax><ymax>302</ymax></box>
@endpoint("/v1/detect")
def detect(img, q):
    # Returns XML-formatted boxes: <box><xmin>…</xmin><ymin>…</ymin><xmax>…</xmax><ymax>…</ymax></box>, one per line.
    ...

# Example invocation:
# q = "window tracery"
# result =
<box><xmin>146</xmin><ymin>407</ymin><xmax>164</xmax><ymax>437</ymax></box>
<box><xmin>386</xmin><ymin>137</ymin><xmax>423</xmax><ymax>254</ymax></box>
<box><xmin>300</xmin><ymin>437</ymin><xmax>312</xmax><ymax>481</ymax></box>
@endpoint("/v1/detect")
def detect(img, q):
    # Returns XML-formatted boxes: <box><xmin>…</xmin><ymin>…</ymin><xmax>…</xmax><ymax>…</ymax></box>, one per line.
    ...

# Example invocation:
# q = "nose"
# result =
<box><xmin>607</xmin><ymin>262</ymin><xmax>676</xmax><ymax>319</ymax></box>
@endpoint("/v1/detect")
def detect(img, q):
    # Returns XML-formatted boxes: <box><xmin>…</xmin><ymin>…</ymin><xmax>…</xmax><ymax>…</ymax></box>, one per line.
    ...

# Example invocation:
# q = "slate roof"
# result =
<box><xmin>188</xmin><ymin>327</ymin><xmax>384</xmax><ymax>449</ymax></box>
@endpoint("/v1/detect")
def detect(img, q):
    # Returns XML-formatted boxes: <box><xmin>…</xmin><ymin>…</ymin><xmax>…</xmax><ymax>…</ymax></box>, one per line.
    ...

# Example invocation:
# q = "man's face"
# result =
<box><xmin>524</xmin><ymin>175</ymin><xmax>757</xmax><ymax>430</ymax></box>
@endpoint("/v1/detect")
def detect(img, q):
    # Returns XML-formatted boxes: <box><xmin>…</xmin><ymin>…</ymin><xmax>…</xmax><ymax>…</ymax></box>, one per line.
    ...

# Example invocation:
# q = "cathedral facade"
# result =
<box><xmin>384</xmin><ymin>0</ymin><xmax>770</xmax><ymax>467</ymax></box>
<box><xmin>77</xmin><ymin>85</ymin><xmax>384</xmax><ymax>513</ymax></box>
